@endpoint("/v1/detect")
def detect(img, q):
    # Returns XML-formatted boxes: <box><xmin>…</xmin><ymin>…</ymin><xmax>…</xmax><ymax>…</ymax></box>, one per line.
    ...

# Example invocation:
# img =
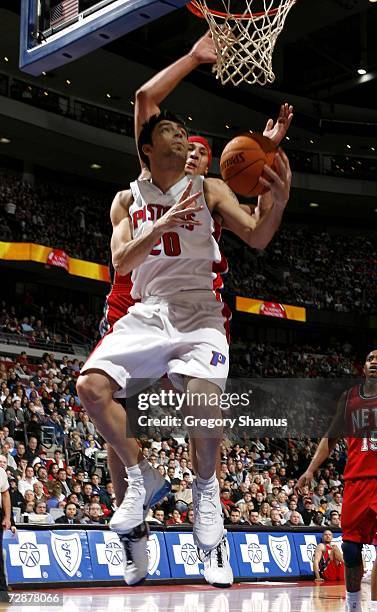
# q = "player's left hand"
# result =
<box><xmin>10</xmin><ymin>525</ymin><xmax>17</xmax><ymax>536</ymax></box>
<box><xmin>2</xmin><ymin>517</ymin><xmax>11</xmax><ymax>531</ymax></box>
<box><xmin>259</xmin><ymin>149</ymin><xmax>292</xmax><ymax>209</ymax></box>
<box><xmin>263</xmin><ymin>103</ymin><xmax>293</xmax><ymax>147</ymax></box>
<box><xmin>189</xmin><ymin>31</ymin><xmax>217</xmax><ymax>65</ymax></box>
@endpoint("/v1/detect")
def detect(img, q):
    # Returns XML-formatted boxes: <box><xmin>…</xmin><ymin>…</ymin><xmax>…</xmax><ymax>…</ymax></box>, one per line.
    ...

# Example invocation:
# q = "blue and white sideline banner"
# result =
<box><xmin>164</xmin><ymin>531</ymin><xmax>239</xmax><ymax>579</ymax></box>
<box><xmin>87</xmin><ymin>530</ymin><xmax>171</xmax><ymax>581</ymax></box>
<box><xmin>5</xmin><ymin>530</ymin><xmax>91</xmax><ymax>583</ymax></box>
<box><xmin>232</xmin><ymin>532</ymin><xmax>300</xmax><ymax>578</ymax></box>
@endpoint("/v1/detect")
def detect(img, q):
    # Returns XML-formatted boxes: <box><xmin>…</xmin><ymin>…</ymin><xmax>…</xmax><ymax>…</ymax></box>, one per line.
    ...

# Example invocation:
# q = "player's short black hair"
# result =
<box><xmin>138</xmin><ymin>109</ymin><xmax>187</xmax><ymax>169</ymax></box>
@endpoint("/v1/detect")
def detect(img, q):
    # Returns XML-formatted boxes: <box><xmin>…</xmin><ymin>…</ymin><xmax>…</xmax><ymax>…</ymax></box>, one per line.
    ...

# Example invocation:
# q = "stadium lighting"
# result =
<box><xmin>357</xmin><ymin>68</ymin><xmax>367</xmax><ymax>75</ymax></box>
<box><xmin>309</xmin><ymin>202</ymin><xmax>319</xmax><ymax>208</ymax></box>
<box><xmin>90</xmin><ymin>163</ymin><xmax>101</xmax><ymax>170</ymax></box>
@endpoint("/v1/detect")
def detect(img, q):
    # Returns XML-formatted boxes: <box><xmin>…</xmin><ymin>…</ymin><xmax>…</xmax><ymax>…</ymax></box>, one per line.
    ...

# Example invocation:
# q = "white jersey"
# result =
<box><xmin>129</xmin><ymin>175</ymin><xmax>221</xmax><ymax>299</ymax></box>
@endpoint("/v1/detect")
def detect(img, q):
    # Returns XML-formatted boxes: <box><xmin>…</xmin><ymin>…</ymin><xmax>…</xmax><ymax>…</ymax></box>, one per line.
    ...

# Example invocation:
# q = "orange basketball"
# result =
<box><xmin>220</xmin><ymin>133</ymin><xmax>277</xmax><ymax>198</ymax></box>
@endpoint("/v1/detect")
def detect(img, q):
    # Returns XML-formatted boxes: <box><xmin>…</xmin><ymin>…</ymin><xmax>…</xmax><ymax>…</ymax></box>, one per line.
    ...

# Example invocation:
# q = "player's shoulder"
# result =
<box><xmin>110</xmin><ymin>189</ymin><xmax>133</xmax><ymax>224</ymax></box>
<box><xmin>114</xmin><ymin>189</ymin><xmax>133</xmax><ymax>208</ymax></box>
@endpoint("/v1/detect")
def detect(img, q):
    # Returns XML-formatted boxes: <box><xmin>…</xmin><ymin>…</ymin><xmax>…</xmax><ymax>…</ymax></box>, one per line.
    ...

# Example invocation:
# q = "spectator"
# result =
<box><xmin>56</xmin><ymin>469</ymin><xmax>71</xmax><ymax>497</ymax></box>
<box><xmin>18</xmin><ymin>466</ymin><xmax>37</xmax><ymax>497</ymax></box>
<box><xmin>166</xmin><ymin>509</ymin><xmax>183</xmax><ymax>526</ymax></box>
<box><xmin>28</xmin><ymin>500</ymin><xmax>54</xmax><ymax>524</ymax></box>
<box><xmin>152</xmin><ymin>509</ymin><xmax>165</xmax><ymax>525</ymax></box>
<box><xmin>301</xmin><ymin>498</ymin><xmax>316</xmax><ymax>526</ymax></box>
<box><xmin>225</xmin><ymin>507</ymin><xmax>244</xmax><ymax>526</ymax></box>
<box><xmin>286</xmin><ymin>511</ymin><xmax>303</xmax><ymax>527</ymax></box>
<box><xmin>327</xmin><ymin>511</ymin><xmax>341</xmax><ymax>528</ymax></box>
<box><xmin>327</xmin><ymin>492</ymin><xmax>342</xmax><ymax>515</ymax></box>
<box><xmin>80</xmin><ymin>502</ymin><xmax>106</xmax><ymax>525</ymax></box>
<box><xmin>9</xmin><ymin>478</ymin><xmax>24</xmax><ymax>511</ymax></box>
<box><xmin>23</xmin><ymin>437</ymin><xmax>39</xmax><ymax>463</ymax></box>
<box><xmin>185</xmin><ymin>508</ymin><xmax>195</xmax><ymax>525</ymax></box>
<box><xmin>248</xmin><ymin>510</ymin><xmax>263</xmax><ymax>526</ymax></box>
<box><xmin>266</xmin><ymin>509</ymin><xmax>283</xmax><ymax>527</ymax></box>
<box><xmin>174</xmin><ymin>480</ymin><xmax>192</xmax><ymax>513</ymax></box>
<box><xmin>55</xmin><ymin>503</ymin><xmax>80</xmax><ymax>524</ymax></box>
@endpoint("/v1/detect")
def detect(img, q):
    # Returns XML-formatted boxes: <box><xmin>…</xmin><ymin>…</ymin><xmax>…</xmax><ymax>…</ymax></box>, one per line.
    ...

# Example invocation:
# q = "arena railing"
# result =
<box><xmin>1</xmin><ymin>71</ymin><xmax>376</xmax><ymax>181</ymax></box>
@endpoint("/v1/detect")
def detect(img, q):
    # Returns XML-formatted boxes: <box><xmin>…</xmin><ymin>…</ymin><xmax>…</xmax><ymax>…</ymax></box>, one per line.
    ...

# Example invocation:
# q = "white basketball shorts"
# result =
<box><xmin>81</xmin><ymin>291</ymin><xmax>230</xmax><ymax>397</ymax></box>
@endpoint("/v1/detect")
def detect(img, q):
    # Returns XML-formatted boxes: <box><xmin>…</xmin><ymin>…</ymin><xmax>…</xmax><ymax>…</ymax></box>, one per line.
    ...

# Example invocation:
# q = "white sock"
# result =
<box><xmin>127</xmin><ymin>458</ymin><xmax>150</xmax><ymax>481</ymax></box>
<box><xmin>196</xmin><ymin>473</ymin><xmax>216</xmax><ymax>489</ymax></box>
<box><xmin>346</xmin><ymin>591</ymin><xmax>361</xmax><ymax>610</ymax></box>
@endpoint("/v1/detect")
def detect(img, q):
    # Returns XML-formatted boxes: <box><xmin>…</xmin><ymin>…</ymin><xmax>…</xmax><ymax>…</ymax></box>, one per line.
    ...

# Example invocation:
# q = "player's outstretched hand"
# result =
<box><xmin>155</xmin><ymin>180</ymin><xmax>203</xmax><ymax>231</ymax></box>
<box><xmin>190</xmin><ymin>31</ymin><xmax>217</xmax><ymax>65</ymax></box>
<box><xmin>295</xmin><ymin>470</ymin><xmax>314</xmax><ymax>494</ymax></box>
<box><xmin>259</xmin><ymin>149</ymin><xmax>292</xmax><ymax>209</ymax></box>
<box><xmin>263</xmin><ymin>103</ymin><xmax>293</xmax><ymax>147</ymax></box>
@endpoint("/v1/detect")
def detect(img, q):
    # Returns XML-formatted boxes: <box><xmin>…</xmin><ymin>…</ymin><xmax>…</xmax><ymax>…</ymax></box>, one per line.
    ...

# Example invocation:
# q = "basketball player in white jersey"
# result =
<box><xmin>77</xmin><ymin>108</ymin><xmax>291</xmax><ymax>585</ymax></box>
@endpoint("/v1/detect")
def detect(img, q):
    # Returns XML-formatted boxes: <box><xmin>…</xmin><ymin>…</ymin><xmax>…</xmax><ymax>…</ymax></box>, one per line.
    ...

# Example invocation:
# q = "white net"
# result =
<box><xmin>189</xmin><ymin>0</ymin><xmax>296</xmax><ymax>87</ymax></box>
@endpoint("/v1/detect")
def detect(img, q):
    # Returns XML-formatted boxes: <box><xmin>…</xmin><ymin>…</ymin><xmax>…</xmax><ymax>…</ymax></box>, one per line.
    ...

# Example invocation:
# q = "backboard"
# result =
<box><xmin>20</xmin><ymin>0</ymin><xmax>188</xmax><ymax>76</ymax></box>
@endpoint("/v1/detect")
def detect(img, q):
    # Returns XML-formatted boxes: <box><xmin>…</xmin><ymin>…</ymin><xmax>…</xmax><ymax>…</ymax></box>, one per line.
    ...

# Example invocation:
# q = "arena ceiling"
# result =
<box><xmin>1</xmin><ymin>0</ymin><xmax>377</xmax><ymax>223</ymax></box>
<box><xmin>2</xmin><ymin>0</ymin><xmax>377</xmax><ymax>112</ymax></box>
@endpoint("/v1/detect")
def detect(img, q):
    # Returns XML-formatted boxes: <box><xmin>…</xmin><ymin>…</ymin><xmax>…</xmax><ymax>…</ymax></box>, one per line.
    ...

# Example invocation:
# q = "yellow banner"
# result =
<box><xmin>236</xmin><ymin>296</ymin><xmax>306</xmax><ymax>322</ymax></box>
<box><xmin>0</xmin><ymin>242</ymin><xmax>110</xmax><ymax>283</ymax></box>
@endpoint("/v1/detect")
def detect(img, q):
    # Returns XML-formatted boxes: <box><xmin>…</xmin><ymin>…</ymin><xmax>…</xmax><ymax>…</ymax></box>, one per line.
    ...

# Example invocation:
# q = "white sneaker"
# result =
<box><xmin>192</xmin><ymin>478</ymin><xmax>223</xmax><ymax>551</ymax></box>
<box><xmin>119</xmin><ymin>521</ymin><xmax>149</xmax><ymax>586</ymax></box>
<box><xmin>199</xmin><ymin>533</ymin><xmax>233</xmax><ymax>588</ymax></box>
<box><xmin>110</xmin><ymin>468</ymin><xmax>171</xmax><ymax>533</ymax></box>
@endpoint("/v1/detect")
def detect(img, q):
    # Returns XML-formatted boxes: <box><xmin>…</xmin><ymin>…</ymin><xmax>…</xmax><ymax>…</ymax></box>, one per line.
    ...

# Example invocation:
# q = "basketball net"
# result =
<box><xmin>188</xmin><ymin>0</ymin><xmax>296</xmax><ymax>87</ymax></box>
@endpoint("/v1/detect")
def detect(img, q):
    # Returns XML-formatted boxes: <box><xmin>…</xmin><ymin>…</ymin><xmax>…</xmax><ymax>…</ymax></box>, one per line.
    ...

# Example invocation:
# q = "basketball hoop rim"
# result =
<box><xmin>187</xmin><ymin>0</ymin><xmax>296</xmax><ymax>21</ymax></box>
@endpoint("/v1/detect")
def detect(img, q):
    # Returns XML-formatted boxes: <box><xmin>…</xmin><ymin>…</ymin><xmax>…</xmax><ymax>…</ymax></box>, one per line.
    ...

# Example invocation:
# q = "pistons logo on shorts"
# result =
<box><xmin>210</xmin><ymin>351</ymin><xmax>227</xmax><ymax>366</ymax></box>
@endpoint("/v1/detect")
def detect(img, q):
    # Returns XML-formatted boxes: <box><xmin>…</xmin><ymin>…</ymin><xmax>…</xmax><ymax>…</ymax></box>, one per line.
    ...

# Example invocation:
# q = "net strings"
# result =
<box><xmin>192</xmin><ymin>0</ymin><xmax>295</xmax><ymax>86</ymax></box>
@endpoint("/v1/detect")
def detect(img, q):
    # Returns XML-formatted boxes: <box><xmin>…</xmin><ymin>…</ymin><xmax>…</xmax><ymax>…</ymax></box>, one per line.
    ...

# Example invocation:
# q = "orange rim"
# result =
<box><xmin>187</xmin><ymin>0</ymin><xmax>295</xmax><ymax>21</ymax></box>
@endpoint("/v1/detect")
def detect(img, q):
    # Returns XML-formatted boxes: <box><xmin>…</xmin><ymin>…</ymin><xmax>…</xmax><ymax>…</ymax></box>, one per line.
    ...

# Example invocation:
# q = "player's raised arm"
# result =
<box><xmin>134</xmin><ymin>31</ymin><xmax>216</xmax><ymax>148</ymax></box>
<box><xmin>209</xmin><ymin>150</ymin><xmax>291</xmax><ymax>249</ymax></box>
<box><xmin>295</xmin><ymin>391</ymin><xmax>347</xmax><ymax>492</ymax></box>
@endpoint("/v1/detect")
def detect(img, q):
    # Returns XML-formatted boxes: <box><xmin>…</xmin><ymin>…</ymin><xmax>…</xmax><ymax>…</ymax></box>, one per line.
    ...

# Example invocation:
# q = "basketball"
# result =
<box><xmin>220</xmin><ymin>133</ymin><xmax>277</xmax><ymax>198</ymax></box>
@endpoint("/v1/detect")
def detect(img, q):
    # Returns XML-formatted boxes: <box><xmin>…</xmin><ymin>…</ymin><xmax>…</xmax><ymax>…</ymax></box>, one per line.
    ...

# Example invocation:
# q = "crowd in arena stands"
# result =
<box><xmin>0</xmin><ymin>173</ymin><xmax>110</xmax><ymax>263</ymax></box>
<box><xmin>223</xmin><ymin>225</ymin><xmax>377</xmax><ymax>313</ymax></box>
<box><xmin>0</xmin><ymin>299</ymin><xmax>99</xmax><ymax>348</ymax></box>
<box><xmin>230</xmin><ymin>339</ymin><xmax>361</xmax><ymax>378</ymax></box>
<box><xmin>2</xmin><ymin>171</ymin><xmax>377</xmax><ymax>314</ymax></box>
<box><xmin>0</xmin><ymin>346</ymin><xmax>351</xmax><ymax>527</ymax></box>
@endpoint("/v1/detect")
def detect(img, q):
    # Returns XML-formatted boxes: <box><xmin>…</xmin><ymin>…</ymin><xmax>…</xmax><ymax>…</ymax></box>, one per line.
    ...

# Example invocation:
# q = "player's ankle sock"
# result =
<box><xmin>196</xmin><ymin>473</ymin><xmax>216</xmax><ymax>489</ymax></box>
<box><xmin>128</xmin><ymin>458</ymin><xmax>150</xmax><ymax>481</ymax></box>
<box><xmin>346</xmin><ymin>591</ymin><xmax>361</xmax><ymax>610</ymax></box>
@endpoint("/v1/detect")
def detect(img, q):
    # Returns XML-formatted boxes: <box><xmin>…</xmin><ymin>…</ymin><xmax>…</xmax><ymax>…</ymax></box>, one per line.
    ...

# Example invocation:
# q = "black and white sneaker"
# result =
<box><xmin>198</xmin><ymin>533</ymin><xmax>233</xmax><ymax>588</ymax></box>
<box><xmin>119</xmin><ymin>521</ymin><xmax>149</xmax><ymax>586</ymax></box>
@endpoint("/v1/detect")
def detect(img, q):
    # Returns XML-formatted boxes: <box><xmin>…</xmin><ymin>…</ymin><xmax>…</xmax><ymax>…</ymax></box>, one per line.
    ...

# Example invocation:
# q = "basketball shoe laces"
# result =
<box><xmin>196</xmin><ymin>486</ymin><xmax>218</xmax><ymax>524</ymax></box>
<box><xmin>199</xmin><ymin>537</ymin><xmax>225</xmax><ymax>567</ymax></box>
<box><xmin>119</xmin><ymin>478</ymin><xmax>145</xmax><ymax>517</ymax></box>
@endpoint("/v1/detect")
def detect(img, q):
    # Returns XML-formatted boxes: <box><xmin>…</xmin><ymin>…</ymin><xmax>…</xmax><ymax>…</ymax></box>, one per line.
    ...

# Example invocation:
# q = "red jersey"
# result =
<box><xmin>343</xmin><ymin>384</ymin><xmax>377</xmax><ymax>480</ymax></box>
<box><xmin>319</xmin><ymin>544</ymin><xmax>332</xmax><ymax>574</ymax></box>
<box><xmin>99</xmin><ymin>266</ymin><xmax>137</xmax><ymax>336</ymax></box>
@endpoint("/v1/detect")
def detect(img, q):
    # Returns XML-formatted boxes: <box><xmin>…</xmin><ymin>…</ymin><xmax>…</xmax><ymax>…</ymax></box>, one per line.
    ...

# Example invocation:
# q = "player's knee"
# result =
<box><xmin>342</xmin><ymin>541</ymin><xmax>363</xmax><ymax>568</ymax></box>
<box><xmin>76</xmin><ymin>372</ymin><xmax>112</xmax><ymax>408</ymax></box>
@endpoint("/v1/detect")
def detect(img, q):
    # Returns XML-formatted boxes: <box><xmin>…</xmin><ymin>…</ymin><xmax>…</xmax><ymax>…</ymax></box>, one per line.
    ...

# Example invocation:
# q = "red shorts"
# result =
<box><xmin>342</xmin><ymin>478</ymin><xmax>377</xmax><ymax>543</ymax></box>
<box><xmin>323</xmin><ymin>560</ymin><xmax>344</xmax><ymax>581</ymax></box>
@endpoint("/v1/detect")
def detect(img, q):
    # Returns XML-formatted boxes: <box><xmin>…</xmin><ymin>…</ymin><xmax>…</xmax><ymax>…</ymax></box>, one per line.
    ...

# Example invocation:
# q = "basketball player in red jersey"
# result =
<box><xmin>297</xmin><ymin>349</ymin><xmax>377</xmax><ymax>611</ymax></box>
<box><xmin>313</xmin><ymin>530</ymin><xmax>344</xmax><ymax>582</ymax></box>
